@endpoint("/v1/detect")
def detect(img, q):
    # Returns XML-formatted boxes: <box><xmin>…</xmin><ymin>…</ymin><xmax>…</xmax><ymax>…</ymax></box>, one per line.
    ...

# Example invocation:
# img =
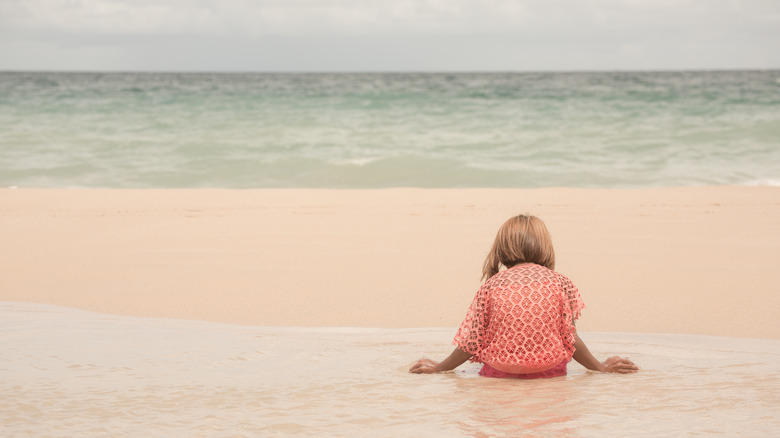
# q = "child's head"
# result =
<box><xmin>482</xmin><ymin>214</ymin><xmax>555</xmax><ymax>280</ymax></box>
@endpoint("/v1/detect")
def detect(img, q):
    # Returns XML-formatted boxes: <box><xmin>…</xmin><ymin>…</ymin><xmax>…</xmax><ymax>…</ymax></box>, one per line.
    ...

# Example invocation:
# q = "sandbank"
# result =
<box><xmin>1</xmin><ymin>187</ymin><xmax>778</xmax><ymax>339</ymax></box>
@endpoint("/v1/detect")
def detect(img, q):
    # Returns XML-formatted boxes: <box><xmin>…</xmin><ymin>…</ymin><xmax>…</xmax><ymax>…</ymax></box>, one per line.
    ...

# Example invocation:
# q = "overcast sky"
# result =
<box><xmin>1</xmin><ymin>0</ymin><xmax>778</xmax><ymax>72</ymax></box>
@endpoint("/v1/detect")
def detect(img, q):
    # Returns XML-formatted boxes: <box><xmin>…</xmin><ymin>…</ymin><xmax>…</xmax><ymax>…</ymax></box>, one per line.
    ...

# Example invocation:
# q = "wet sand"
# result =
<box><xmin>1</xmin><ymin>186</ymin><xmax>778</xmax><ymax>338</ymax></box>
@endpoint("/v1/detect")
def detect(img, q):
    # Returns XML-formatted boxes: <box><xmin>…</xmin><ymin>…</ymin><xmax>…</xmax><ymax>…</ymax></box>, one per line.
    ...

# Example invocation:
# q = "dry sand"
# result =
<box><xmin>1</xmin><ymin>187</ymin><xmax>778</xmax><ymax>339</ymax></box>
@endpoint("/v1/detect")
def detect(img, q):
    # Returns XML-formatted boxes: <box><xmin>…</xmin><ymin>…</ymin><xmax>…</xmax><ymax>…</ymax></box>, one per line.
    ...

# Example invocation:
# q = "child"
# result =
<box><xmin>410</xmin><ymin>214</ymin><xmax>638</xmax><ymax>377</ymax></box>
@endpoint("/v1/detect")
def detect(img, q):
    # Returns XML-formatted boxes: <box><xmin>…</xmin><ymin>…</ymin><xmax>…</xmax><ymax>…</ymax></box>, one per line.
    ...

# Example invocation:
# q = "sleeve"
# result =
<box><xmin>452</xmin><ymin>282</ymin><xmax>490</xmax><ymax>361</ymax></box>
<box><xmin>559</xmin><ymin>273</ymin><xmax>585</xmax><ymax>324</ymax></box>
<box><xmin>556</xmin><ymin>272</ymin><xmax>586</xmax><ymax>357</ymax></box>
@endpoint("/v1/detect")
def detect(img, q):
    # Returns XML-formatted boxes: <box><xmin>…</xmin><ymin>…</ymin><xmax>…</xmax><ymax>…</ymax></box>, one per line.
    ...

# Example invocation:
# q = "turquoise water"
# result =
<box><xmin>1</xmin><ymin>71</ymin><xmax>779</xmax><ymax>188</ymax></box>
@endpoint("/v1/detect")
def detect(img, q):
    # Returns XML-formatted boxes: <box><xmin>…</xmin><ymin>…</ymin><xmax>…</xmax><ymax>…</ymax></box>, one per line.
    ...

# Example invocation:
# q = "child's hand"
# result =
<box><xmin>409</xmin><ymin>358</ymin><xmax>440</xmax><ymax>374</ymax></box>
<box><xmin>601</xmin><ymin>356</ymin><xmax>639</xmax><ymax>373</ymax></box>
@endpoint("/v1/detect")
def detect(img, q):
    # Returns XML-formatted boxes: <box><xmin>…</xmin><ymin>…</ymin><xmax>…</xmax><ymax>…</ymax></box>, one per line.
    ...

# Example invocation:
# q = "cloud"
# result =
<box><xmin>1</xmin><ymin>0</ymin><xmax>778</xmax><ymax>71</ymax></box>
<box><xmin>3</xmin><ymin>0</ymin><xmax>776</xmax><ymax>38</ymax></box>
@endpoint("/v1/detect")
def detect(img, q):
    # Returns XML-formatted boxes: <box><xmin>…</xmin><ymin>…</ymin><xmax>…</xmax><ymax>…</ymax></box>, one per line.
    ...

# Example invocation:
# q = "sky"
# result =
<box><xmin>0</xmin><ymin>0</ymin><xmax>778</xmax><ymax>72</ymax></box>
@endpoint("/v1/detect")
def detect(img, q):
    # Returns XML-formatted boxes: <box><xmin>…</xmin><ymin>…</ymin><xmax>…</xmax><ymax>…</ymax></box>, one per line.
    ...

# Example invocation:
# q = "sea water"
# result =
<box><xmin>2</xmin><ymin>302</ymin><xmax>778</xmax><ymax>437</ymax></box>
<box><xmin>1</xmin><ymin>71</ymin><xmax>779</xmax><ymax>189</ymax></box>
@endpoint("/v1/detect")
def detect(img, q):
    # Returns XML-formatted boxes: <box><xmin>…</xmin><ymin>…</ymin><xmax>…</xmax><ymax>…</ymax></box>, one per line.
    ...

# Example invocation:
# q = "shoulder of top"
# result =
<box><xmin>553</xmin><ymin>271</ymin><xmax>576</xmax><ymax>285</ymax></box>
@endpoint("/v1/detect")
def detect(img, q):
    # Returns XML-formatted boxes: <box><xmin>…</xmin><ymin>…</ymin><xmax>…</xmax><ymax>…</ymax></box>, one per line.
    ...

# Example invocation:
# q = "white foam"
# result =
<box><xmin>742</xmin><ymin>178</ymin><xmax>780</xmax><ymax>187</ymax></box>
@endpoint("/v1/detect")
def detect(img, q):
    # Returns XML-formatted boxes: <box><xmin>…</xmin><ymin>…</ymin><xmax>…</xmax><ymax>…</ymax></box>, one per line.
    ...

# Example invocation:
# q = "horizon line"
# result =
<box><xmin>1</xmin><ymin>67</ymin><xmax>779</xmax><ymax>75</ymax></box>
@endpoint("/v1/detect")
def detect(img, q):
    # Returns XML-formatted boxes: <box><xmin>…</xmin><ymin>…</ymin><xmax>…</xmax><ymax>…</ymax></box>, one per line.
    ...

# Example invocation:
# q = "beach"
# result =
<box><xmin>2</xmin><ymin>186</ymin><xmax>778</xmax><ymax>339</ymax></box>
<box><xmin>3</xmin><ymin>186</ymin><xmax>780</xmax><ymax>436</ymax></box>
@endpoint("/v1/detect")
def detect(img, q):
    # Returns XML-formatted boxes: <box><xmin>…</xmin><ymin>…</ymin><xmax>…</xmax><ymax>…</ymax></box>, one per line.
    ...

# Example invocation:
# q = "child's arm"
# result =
<box><xmin>409</xmin><ymin>348</ymin><xmax>473</xmax><ymax>374</ymax></box>
<box><xmin>572</xmin><ymin>332</ymin><xmax>639</xmax><ymax>373</ymax></box>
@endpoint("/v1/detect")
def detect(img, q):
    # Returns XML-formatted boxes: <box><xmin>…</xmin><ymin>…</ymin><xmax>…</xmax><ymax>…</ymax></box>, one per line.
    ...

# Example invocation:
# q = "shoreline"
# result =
<box><xmin>4</xmin><ymin>300</ymin><xmax>779</xmax><ymax>344</ymax></box>
<box><xmin>1</xmin><ymin>186</ymin><xmax>778</xmax><ymax>339</ymax></box>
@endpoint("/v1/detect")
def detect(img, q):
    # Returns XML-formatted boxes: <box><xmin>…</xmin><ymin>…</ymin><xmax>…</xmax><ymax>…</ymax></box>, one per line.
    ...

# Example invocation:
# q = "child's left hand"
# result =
<box><xmin>409</xmin><ymin>358</ymin><xmax>440</xmax><ymax>374</ymax></box>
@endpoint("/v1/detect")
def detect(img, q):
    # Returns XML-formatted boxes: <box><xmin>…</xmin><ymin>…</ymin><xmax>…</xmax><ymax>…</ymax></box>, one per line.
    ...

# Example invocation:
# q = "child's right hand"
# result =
<box><xmin>601</xmin><ymin>356</ymin><xmax>639</xmax><ymax>373</ymax></box>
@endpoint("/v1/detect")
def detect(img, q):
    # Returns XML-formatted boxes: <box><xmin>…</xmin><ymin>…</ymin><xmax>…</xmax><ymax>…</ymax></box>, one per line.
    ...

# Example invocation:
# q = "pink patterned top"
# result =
<box><xmin>453</xmin><ymin>263</ymin><xmax>585</xmax><ymax>374</ymax></box>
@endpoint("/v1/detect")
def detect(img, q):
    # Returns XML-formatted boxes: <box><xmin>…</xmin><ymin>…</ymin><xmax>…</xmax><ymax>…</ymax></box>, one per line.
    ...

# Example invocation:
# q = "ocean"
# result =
<box><xmin>1</xmin><ymin>71</ymin><xmax>779</xmax><ymax>189</ymax></box>
<box><xmin>2</xmin><ymin>302</ymin><xmax>779</xmax><ymax>436</ymax></box>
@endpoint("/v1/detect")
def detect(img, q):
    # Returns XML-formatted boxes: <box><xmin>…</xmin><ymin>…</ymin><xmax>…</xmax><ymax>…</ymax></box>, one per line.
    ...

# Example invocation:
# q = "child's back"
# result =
<box><xmin>455</xmin><ymin>263</ymin><xmax>584</xmax><ymax>374</ymax></box>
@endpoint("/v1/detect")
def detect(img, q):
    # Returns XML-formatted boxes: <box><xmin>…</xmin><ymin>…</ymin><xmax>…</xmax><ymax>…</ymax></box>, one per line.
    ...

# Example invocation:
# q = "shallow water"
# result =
<box><xmin>2</xmin><ymin>302</ymin><xmax>779</xmax><ymax>436</ymax></box>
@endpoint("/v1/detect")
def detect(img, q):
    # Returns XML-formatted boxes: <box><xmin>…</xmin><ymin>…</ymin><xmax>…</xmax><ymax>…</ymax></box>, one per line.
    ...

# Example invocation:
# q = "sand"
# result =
<box><xmin>1</xmin><ymin>186</ymin><xmax>778</xmax><ymax>339</ymax></box>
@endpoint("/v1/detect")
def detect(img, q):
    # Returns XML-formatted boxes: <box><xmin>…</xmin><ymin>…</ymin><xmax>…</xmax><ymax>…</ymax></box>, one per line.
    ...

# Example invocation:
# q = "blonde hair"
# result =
<box><xmin>482</xmin><ymin>214</ymin><xmax>556</xmax><ymax>280</ymax></box>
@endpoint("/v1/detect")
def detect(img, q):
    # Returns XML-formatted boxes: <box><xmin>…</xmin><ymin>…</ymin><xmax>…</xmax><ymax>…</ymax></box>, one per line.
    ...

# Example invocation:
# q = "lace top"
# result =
<box><xmin>453</xmin><ymin>263</ymin><xmax>585</xmax><ymax>374</ymax></box>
